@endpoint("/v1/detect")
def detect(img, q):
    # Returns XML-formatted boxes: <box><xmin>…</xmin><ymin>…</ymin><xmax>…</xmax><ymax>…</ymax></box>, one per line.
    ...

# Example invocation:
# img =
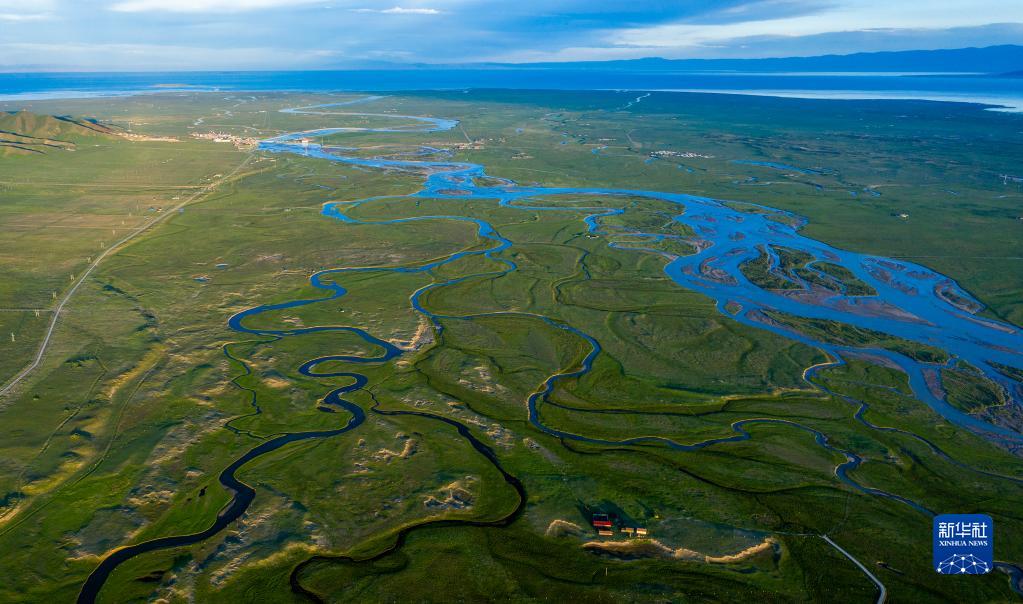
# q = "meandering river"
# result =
<box><xmin>78</xmin><ymin>95</ymin><xmax>1023</xmax><ymax>602</ymax></box>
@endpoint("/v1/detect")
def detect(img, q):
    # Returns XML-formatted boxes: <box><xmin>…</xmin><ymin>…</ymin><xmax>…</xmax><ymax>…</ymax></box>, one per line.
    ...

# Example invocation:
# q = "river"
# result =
<box><xmin>77</xmin><ymin>95</ymin><xmax>1023</xmax><ymax>602</ymax></box>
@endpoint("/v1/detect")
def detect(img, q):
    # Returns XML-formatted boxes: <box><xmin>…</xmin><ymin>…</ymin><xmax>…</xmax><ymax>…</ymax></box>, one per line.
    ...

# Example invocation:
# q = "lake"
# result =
<box><xmin>1</xmin><ymin>69</ymin><xmax>1021</xmax><ymax>111</ymax></box>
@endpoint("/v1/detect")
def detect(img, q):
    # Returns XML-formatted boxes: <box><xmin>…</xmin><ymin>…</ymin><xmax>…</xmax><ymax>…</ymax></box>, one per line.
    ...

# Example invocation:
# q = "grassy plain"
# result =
<box><xmin>0</xmin><ymin>89</ymin><xmax>1021</xmax><ymax>603</ymax></box>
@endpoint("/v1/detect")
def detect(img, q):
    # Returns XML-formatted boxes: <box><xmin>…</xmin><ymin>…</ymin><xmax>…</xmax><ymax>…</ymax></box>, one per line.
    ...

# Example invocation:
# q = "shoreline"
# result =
<box><xmin>1</xmin><ymin>76</ymin><xmax>1021</xmax><ymax>113</ymax></box>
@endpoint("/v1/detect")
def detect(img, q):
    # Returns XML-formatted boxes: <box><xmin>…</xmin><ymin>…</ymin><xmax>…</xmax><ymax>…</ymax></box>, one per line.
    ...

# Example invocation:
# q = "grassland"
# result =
<box><xmin>760</xmin><ymin>310</ymin><xmax>950</xmax><ymax>364</ymax></box>
<box><xmin>0</xmin><ymin>90</ymin><xmax>1020</xmax><ymax>603</ymax></box>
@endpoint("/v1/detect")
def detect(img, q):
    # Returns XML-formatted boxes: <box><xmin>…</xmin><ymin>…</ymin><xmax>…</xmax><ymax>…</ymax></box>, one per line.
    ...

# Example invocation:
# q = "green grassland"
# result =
<box><xmin>0</xmin><ymin>90</ymin><xmax>1021</xmax><ymax>603</ymax></box>
<box><xmin>0</xmin><ymin>110</ymin><xmax>121</xmax><ymax>155</ymax></box>
<box><xmin>761</xmin><ymin>310</ymin><xmax>950</xmax><ymax>364</ymax></box>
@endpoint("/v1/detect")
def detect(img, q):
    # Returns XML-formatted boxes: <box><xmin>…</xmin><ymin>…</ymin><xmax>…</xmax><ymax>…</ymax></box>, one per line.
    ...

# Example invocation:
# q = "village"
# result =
<box><xmin>116</xmin><ymin>131</ymin><xmax>179</xmax><ymax>143</ymax></box>
<box><xmin>649</xmin><ymin>149</ymin><xmax>714</xmax><ymax>159</ymax></box>
<box><xmin>450</xmin><ymin>138</ymin><xmax>487</xmax><ymax>150</ymax></box>
<box><xmin>190</xmin><ymin>130</ymin><xmax>259</xmax><ymax>150</ymax></box>
<box><xmin>590</xmin><ymin>511</ymin><xmax>648</xmax><ymax>538</ymax></box>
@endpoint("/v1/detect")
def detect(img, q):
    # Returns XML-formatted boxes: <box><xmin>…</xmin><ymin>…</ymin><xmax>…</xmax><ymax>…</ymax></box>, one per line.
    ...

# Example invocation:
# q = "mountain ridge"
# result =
<box><xmin>0</xmin><ymin>110</ymin><xmax>119</xmax><ymax>156</ymax></box>
<box><xmin>389</xmin><ymin>45</ymin><xmax>1023</xmax><ymax>75</ymax></box>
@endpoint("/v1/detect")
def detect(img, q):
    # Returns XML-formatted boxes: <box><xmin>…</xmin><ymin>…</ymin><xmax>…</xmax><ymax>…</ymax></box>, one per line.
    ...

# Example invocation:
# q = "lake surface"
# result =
<box><xmin>1</xmin><ymin>70</ymin><xmax>1021</xmax><ymax>111</ymax></box>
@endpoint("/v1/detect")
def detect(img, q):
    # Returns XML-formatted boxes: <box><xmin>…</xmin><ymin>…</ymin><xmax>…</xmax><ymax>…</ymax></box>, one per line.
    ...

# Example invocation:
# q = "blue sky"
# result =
<box><xmin>0</xmin><ymin>0</ymin><xmax>1020</xmax><ymax>70</ymax></box>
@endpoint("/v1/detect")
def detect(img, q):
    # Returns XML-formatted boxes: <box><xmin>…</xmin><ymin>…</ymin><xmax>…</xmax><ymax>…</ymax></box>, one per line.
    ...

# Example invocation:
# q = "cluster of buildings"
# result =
<box><xmin>451</xmin><ymin>139</ymin><xmax>487</xmax><ymax>150</ymax></box>
<box><xmin>650</xmin><ymin>150</ymin><xmax>713</xmax><ymax>159</ymax></box>
<box><xmin>591</xmin><ymin>513</ymin><xmax>648</xmax><ymax>538</ymax></box>
<box><xmin>116</xmin><ymin>131</ymin><xmax>178</xmax><ymax>143</ymax></box>
<box><xmin>190</xmin><ymin>131</ymin><xmax>259</xmax><ymax>149</ymax></box>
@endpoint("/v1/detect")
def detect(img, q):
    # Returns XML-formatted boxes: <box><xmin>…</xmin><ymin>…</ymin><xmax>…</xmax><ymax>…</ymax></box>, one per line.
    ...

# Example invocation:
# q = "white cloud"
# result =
<box><xmin>109</xmin><ymin>0</ymin><xmax>324</xmax><ymax>12</ymax></box>
<box><xmin>0</xmin><ymin>0</ymin><xmax>54</xmax><ymax>7</ymax></box>
<box><xmin>610</xmin><ymin>0</ymin><xmax>1023</xmax><ymax>50</ymax></box>
<box><xmin>0</xmin><ymin>42</ymin><xmax>339</xmax><ymax>70</ymax></box>
<box><xmin>0</xmin><ymin>0</ymin><xmax>53</xmax><ymax>20</ymax></box>
<box><xmin>0</xmin><ymin>12</ymin><xmax>51</xmax><ymax>20</ymax></box>
<box><xmin>493</xmin><ymin>46</ymin><xmax>666</xmax><ymax>63</ymax></box>
<box><xmin>351</xmin><ymin>6</ymin><xmax>440</xmax><ymax>14</ymax></box>
<box><xmin>382</xmin><ymin>6</ymin><xmax>438</xmax><ymax>13</ymax></box>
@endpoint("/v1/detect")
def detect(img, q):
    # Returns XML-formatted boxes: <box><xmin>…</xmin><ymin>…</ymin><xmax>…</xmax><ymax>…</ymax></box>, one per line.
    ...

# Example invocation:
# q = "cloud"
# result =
<box><xmin>1</xmin><ymin>0</ymin><xmax>1021</xmax><ymax>70</ymax></box>
<box><xmin>697</xmin><ymin>22</ymin><xmax>1023</xmax><ymax>59</ymax></box>
<box><xmin>109</xmin><ymin>0</ymin><xmax>324</xmax><ymax>12</ymax></box>
<box><xmin>0</xmin><ymin>42</ymin><xmax>339</xmax><ymax>70</ymax></box>
<box><xmin>351</xmin><ymin>6</ymin><xmax>441</xmax><ymax>14</ymax></box>
<box><xmin>0</xmin><ymin>0</ymin><xmax>54</xmax><ymax>7</ymax></box>
<box><xmin>492</xmin><ymin>21</ymin><xmax>1023</xmax><ymax>63</ymax></box>
<box><xmin>609</xmin><ymin>0</ymin><xmax>1023</xmax><ymax>51</ymax></box>
<box><xmin>0</xmin><ymin>0</ymin><xmax>54</xmax><ymax>21</ymax></box>
<box><xmin>0</xmin><ymin>12</ymin><xmax>51</xmax><ymax>21</ymax></box>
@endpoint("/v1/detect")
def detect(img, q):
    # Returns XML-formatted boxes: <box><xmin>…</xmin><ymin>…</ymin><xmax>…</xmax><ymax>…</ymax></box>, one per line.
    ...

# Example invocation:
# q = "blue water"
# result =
<box><xmin>2</xmin><ymin>70</ymin><xmax>1022</xmax><ymax>111</ymax></box>
<box><xmin>260</xmin><ymin>98</ymin><xmax>1023</xmax><ymax>446</ymax></box>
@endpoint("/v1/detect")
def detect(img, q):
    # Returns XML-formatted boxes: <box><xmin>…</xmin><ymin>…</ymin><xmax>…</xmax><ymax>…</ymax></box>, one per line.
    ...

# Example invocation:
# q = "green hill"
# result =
<box><xmin>0</xmin><ymin>110</ymin><xmax>120</xmax><ymax>156</ymax></box>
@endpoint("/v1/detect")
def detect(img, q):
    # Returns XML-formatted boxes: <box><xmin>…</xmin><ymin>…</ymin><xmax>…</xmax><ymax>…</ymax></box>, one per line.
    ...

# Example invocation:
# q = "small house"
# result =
<box><xmin>591</xmin><ymin>513</ymin><xmax>613</xmax><ymax>530</ymax></box>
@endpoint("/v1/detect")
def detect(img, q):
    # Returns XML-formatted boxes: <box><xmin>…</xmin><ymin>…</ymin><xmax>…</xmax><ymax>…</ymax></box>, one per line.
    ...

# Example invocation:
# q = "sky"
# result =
<box><xmin>0</xmin><ymin>0</ymin><xmax>1021</xmax><ymax>71</ymax></box>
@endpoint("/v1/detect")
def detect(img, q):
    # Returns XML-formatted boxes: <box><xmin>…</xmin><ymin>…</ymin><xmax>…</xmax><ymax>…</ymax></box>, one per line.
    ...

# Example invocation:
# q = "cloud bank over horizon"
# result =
<box><xmin>0</xmin><ymin>0</ymin><xmax>1019</xmax><ymax>70</ymax></box>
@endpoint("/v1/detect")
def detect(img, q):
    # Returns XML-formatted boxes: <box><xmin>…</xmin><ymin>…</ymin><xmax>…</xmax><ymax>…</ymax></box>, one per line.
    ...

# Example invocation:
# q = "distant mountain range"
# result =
<box><xmin>406</xmin><ymin>45</ymin><xmax>1023</xmax><ymax>75</ymax></box>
